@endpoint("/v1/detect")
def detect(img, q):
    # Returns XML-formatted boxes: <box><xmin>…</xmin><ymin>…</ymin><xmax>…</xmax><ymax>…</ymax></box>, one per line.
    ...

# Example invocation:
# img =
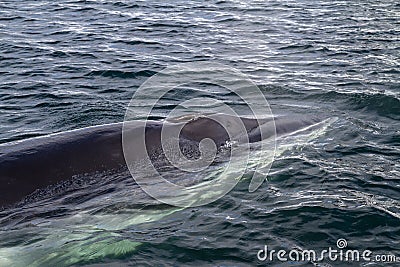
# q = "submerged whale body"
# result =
<box><xmin>0</xmin><ymin>114</ymin><xmax>321</xmax><ymax>207</ymax></box>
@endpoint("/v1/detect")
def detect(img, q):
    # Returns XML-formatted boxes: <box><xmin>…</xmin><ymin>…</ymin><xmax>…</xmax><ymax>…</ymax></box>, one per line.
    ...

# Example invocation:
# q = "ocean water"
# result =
<box><xmin>0</xmin><ymin>0</ymin><xmax>399</xmax><ymax>266</ymax></box>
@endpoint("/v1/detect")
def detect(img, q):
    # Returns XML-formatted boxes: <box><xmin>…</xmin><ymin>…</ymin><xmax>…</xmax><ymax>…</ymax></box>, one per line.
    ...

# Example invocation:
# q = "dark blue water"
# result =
<box><xmin>0</xmin><ymin>0</ymin><xmax>399</xmax><ymax>266</ymax></box>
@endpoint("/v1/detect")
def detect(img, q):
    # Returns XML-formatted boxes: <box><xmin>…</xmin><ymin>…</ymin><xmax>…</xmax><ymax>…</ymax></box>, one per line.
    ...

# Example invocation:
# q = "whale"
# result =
<box><xmin>0</xmin><ymin>113</ymin><xmax>334</xmax><ymax>267</ymax></box>
<box><xmin>0</xmin><ymin>113</ymin><xmax>322</xmax><ymax>207</ymax></box>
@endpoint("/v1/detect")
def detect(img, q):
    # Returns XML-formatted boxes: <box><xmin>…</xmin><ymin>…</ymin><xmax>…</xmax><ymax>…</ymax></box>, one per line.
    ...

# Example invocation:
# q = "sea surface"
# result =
<box><xmin>0</xmin><ymin>0</ymin><xmax>399</xmax><ymax>266</ymax></box>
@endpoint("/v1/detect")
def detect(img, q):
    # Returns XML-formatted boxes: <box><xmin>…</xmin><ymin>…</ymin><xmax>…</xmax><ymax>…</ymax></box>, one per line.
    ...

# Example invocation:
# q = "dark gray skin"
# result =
<box><xmin>0</xmin><ymin>114</ymin><xmax>320</xmax><ymax>207</ymax></box>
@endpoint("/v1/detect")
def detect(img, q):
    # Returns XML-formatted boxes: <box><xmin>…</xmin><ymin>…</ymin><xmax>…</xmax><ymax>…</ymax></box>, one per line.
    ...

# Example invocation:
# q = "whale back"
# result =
<box><xmin>0</xmin><ymin>114</ymin><xmax>320</xmax><ymax>207</ymax></box>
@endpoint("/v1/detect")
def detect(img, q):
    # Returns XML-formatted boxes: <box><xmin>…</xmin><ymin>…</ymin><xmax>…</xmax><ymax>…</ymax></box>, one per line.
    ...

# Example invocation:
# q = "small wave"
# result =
<box><xmin>0</xmin><ymin>16</ymin><xmax>23</xmax><ymax>21</ymax></box>
<box><xmin>85</xmin><ymin>69</ymin><xmax>157</xmax><ymax>79</ymax></box>
<box><xmin>112</xmin><ymin>1</ymin><xmax>140</xmax><ymax>8</ymax></box>
<box><xmin>115</xmin><ymin>39</ymin><xmax>162</xmax><ymax>46</ymax></box>
<box><xmin>307</xmin><ymin>90</ymin><xmax>400</xmax><ymax>119</ymax></box>
<box><xmin>278</xmin><ymin>43</ymin><xmax>314</xmax><ymax>51</ymax></box>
